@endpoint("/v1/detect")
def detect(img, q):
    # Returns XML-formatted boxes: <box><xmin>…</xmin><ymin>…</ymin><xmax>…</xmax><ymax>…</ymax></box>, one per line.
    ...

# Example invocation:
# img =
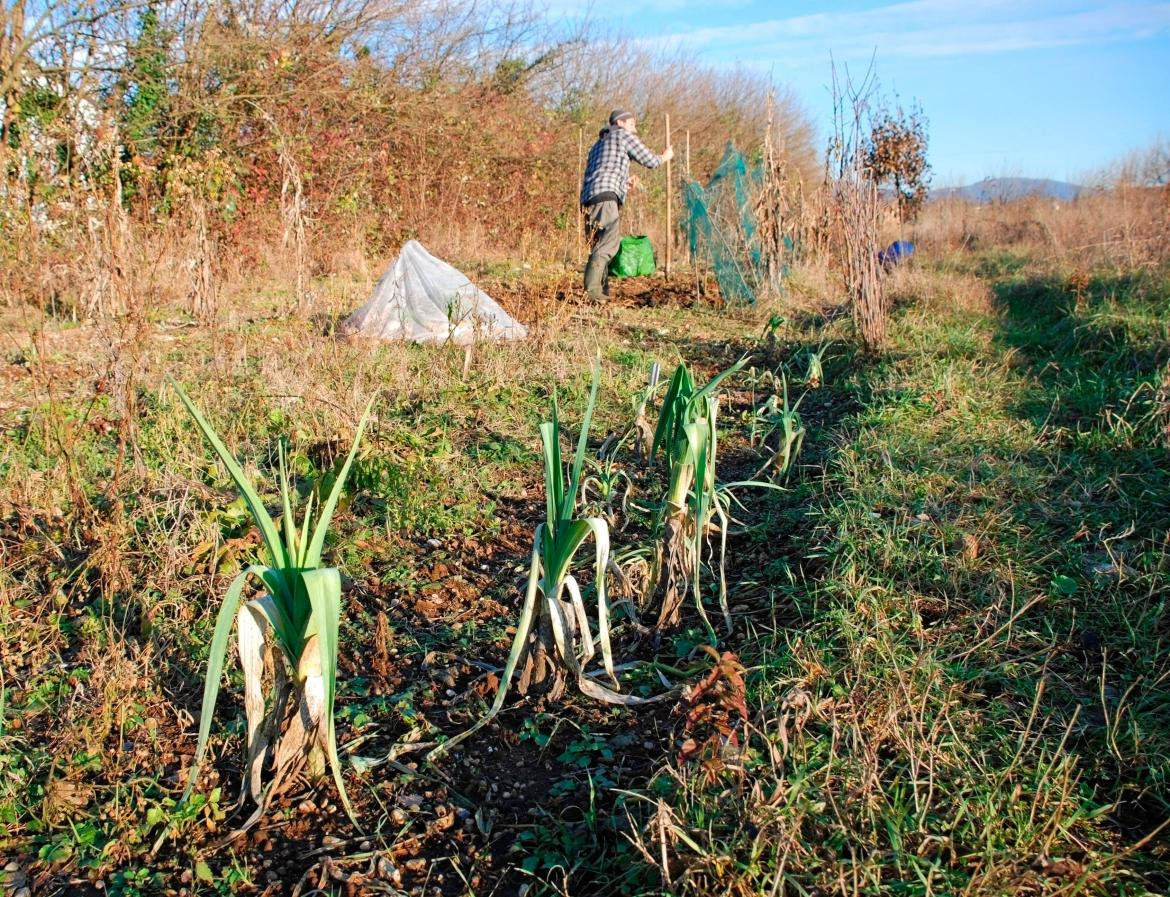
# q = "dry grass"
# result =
<box><xmin>913</xmin><ymin>188</ymin><xmax>1170</xmax><ymax>269</ymax></box>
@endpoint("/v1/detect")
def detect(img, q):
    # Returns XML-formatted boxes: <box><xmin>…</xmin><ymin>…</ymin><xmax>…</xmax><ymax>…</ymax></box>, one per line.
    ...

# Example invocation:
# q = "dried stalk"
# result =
<box><xmin>186</xmin><ymin>196</ymin><xmax>217</xmax><ymax>321</ymax></box>
<box><xmin>83</xmin><ymin>123</ymin><xmax>132</xmax><ymax>320</ymax></box>
<box><xmin>278</xmin><ymin>134</ymin><xmax>308</xmax><ymax>313</ymax></box>
<box><xmin>828</xmin><ymin>59</ymin><xmax>886</xmax><ymax>351</ymax></box>
<box><xmin>753</xmin><ymin>91</ymin><xmax>804</xmax><ymax>294</ymax></box>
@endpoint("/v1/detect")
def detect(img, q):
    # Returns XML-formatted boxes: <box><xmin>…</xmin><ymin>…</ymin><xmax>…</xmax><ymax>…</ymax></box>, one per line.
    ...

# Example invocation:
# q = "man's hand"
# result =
<box><xmin>627</xmin><ymin>174</ymin><xmax>641</xmax><ymax>191</ymax></box>
<box><xmin>661</xmin><ymin>145</ymin><xmax>675</xmax><ymax>163</ymax></box>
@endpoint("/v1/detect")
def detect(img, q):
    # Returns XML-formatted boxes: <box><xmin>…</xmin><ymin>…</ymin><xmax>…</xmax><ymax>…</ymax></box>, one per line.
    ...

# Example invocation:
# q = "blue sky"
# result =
<box><xmin>552</xmin><ymin>0</ymin><xmax>1170</xmax><ymax>185</ymax></box>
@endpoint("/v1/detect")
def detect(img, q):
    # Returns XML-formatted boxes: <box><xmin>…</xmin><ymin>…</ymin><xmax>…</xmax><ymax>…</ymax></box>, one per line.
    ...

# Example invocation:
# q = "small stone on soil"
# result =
<box><xmin>376</xmin><ymin>857</ymin><xmax>401</xmax><ymax>884</ymax></box>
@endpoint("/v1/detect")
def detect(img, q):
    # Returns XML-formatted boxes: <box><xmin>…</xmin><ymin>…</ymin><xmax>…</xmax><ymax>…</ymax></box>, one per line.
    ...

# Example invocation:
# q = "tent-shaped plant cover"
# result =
<box><xmin>171</xmin><ymin>378</ymin><xmax>373</xmax><ymax>833</ymax></box>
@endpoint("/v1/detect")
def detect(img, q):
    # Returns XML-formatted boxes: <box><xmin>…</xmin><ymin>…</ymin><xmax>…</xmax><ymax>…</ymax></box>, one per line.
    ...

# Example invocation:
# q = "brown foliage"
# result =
<box><xmin>677</xmin><ymin>647</ymin><xmax>749</xmax><ymax>785</ymax></box>
<box><xmin>866</xmin><ymin>102</ymin><xmax>930</xmax><ymax>221</ymax></box>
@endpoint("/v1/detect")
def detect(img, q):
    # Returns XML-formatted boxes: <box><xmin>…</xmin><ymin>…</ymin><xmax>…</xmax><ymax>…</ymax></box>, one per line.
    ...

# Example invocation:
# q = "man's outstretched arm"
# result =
<box><xmin>622</xmin><ymin>129</ymin><xmax>672</xmax><ymax>168</ymax></box>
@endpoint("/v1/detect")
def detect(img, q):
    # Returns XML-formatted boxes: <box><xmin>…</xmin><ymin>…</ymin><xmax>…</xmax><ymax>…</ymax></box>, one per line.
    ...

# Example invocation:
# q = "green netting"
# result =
<box><xmin>683</xmin><ymin>142</ymin><xmax>764</xmax><ymax>305</ymax></box>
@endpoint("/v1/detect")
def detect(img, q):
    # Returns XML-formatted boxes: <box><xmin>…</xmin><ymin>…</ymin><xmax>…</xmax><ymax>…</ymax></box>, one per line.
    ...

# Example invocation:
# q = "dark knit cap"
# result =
<box><xmin>608</xmin><ymin>109</ymin><xmax>634</xmax><ymax>126</ymax></box>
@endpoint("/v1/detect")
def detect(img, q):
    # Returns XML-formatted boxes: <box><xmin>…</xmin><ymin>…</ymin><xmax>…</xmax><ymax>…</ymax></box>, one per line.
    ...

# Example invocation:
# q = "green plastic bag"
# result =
<box><xmin>609</xmin><ymin>235</ymin><xmax>656</xmax><ymax>277</ymax></box>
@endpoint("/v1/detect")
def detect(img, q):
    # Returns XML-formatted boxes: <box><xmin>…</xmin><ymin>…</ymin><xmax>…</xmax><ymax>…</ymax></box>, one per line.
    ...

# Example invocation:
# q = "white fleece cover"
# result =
<box><xmin>341</xmin><ymin>240</ymin><xmax>527</xmax><ymax>345</ymax></box>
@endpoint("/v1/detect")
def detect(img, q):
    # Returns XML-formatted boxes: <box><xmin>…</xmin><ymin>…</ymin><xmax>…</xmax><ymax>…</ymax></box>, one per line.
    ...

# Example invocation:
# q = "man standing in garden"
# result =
<box><xmin>580</xmin><ymin>109</ymin><xmax>673</xmax><ymax>301</ymax></box>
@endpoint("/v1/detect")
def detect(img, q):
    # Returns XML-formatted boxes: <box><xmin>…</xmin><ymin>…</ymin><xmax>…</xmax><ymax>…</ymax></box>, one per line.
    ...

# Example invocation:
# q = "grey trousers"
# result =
<box><xmin>583</xmin><ymin>200</ymin><xmax>620</xmax><ymax>298</ymax></box>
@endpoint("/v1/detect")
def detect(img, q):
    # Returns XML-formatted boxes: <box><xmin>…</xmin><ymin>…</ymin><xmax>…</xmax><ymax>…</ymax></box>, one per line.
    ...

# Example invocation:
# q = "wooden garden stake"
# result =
<box><xmin>685</xmin><ymin>130</ymin><xmax>691</xmax><ymax>266</ymax></box>
<box><xmin>577</xmin><ymin>126</ymin><xmax>584</xmax><ymax>264</ymax></box>
<box><xmin>665</xmin><ymin>113</ymin><xmax>672</xmax><ymax>278</ymax></box>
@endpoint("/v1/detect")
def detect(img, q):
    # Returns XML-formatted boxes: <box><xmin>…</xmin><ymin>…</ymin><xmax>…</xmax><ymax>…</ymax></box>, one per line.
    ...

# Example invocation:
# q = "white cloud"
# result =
<box><xmin>539</xmin><ymin>0</ymin><xmax>752</xmax><ymax>14</ymax></box>
<box><xmin>636</xmin><ymin>1</ymin><xmax>1170</xmax><ymax>66</ymax></box>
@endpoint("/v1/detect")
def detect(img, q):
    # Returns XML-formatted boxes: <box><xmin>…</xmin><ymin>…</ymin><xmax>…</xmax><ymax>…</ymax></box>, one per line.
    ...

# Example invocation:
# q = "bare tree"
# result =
<box><xmin>1115</xmin><ymin>137</ymin><xmax>1170</xmax><ymax>188</ymax></box>
<box><xmin>2</xmin><ymin>0</ymin><xmax>152</xmax><ymax>123</ymax></box>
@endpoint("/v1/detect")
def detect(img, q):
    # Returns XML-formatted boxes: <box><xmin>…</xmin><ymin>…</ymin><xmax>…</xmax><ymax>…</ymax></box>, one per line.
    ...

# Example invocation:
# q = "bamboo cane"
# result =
<box><xmin>685</xmin><ymin>130</ymin><xmax>691</xmax><ymax>267</ymax></box>
<box><xmin>665</xmin><ymin>113</ymin><xmax>672</xmax><ymax>278</ymax></box>
<box><xmin>577</xmin><ymin>126</ymin><xmax>584</xmax><ymax>264</ymax></box>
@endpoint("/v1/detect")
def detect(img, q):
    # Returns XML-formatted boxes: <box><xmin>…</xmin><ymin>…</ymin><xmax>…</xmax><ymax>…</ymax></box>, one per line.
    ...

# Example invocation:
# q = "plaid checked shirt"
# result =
<box><xmin>580</xmin><ymin>126</ymin><xmax>663</xmax><ymax>206</ymax></box>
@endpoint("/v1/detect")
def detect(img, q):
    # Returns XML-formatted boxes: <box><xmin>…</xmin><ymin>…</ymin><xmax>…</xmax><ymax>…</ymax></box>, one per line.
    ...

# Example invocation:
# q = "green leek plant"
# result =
<box><xmin>645</xmin><ymin>358</ymin><xmax>749</xmax><ymax>636</ymax></box>
<box><xmin>580</xmin><ymin>362</ymin><xmax>659</xmax><ymax>524</ymax></box>
<box><xmin>751</xmin><ymin>372</ymin><xmax>806</xmax><ymax>480</ymax></box>
<box><xmin>170</xmin><ymin>379</ymin><xmax>372</xmax><ymax>831</ymax></box>
<box><xmin>632</xmin><ymin>361</ymin><xmax>661</xmax><ymax>464</ymax></box>
<box><xmin>432</xmin><ymin>367</ymin><xmax>654</xmax><ymax>760</ymax></box>
<box><xmin>803</xmin><ymin>341</ymin><xmax>830</xmax><ymax>389</ymax></box>
<box><xmin>580</xmin><ymin>453</ymin><xmax>632</xmax><ymax>529</ymax></box>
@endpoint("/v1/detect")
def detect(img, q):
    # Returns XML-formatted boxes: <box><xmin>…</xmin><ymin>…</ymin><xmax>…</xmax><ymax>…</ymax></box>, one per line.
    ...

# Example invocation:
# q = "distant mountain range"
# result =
<box><xmin>932</xmin><ymin>177</ymin><xmax>1082</xmax><ymax>203</ymax></box>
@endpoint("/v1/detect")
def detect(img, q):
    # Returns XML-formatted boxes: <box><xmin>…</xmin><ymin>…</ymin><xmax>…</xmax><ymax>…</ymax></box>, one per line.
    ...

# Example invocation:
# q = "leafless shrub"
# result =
<box><xmin>827</xmin><ymin>62</ymin><xmax>886</xmax><ymax>351</ymax></box>
<box><xmin>1098</xmin><ymin>136</ymin><xmax>1170</xmax><ymax>189</ymax></box>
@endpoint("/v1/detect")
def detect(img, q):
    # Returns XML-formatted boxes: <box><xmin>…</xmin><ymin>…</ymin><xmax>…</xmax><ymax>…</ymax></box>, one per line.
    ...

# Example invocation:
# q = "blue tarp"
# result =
<box><xmin>879</xmin><ymin>240</ymin><xmax>915</xmax><ymax>269</ymax></box>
